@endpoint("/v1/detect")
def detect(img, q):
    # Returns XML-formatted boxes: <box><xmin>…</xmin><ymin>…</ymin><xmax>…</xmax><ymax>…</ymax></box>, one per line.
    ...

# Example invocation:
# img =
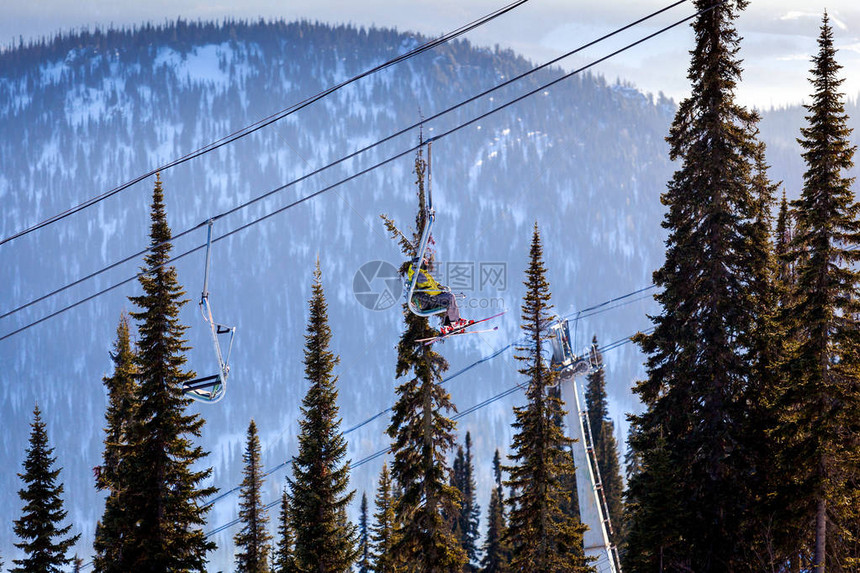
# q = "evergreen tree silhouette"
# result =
<box><xmin>93</xmin><ymin>313</ymin><xmax>138</xmax><ymax>572</ymax></box>
<box><xmin>627</xmin><ymin>0</ymin><xmax>776</xmax><ymax>568</ymax></box>
<box><xmin>357</xmin><ymin>492</ymin><xmax>371</xmax><ymax>573</ymax></box>
<box><xmin>384</xmin><ymin>146</ymin><xmax>466</xmax><ymax>571</ymax></box>
<box><xmin>370</xmin><ymin>463</ymin><xmax>401</xmax><ymax>573</ymax></box>
<box><xmin>778</xmin><ymin>13</ymin><xmax>860</xmax><ymax>571</ymax></box>
<box><xmin>12</xmin><ymin>404</ymin><xmax>80</xmax><ymax>573</ymax></box>
<box><xmin>479</xmin><ymin>450</ymin><xmax>509</xmax><ymax>573</ymax></box>
<box><xmin>288</xmin><ymin>262</ymin><xmax>357</xmax><ymax>572</ymax></box>
<box><xmin>504</xmin><ymin>224</ymin><xmax>589</xmax><ymax>572</ymax></box>
<box><xmin>584</xmin><ymin>337</ymin><xmax>625</xmax><ymax>548</ymax></box>
<box><xmin>234</xmin><ymin>419</ymin><xmax>272</xmax><ymax>572</ymax></box>
<box><xmin>272</xmin><ymin>488</ymin><xmax>297</xmax><ymax>573</ymax></box>
<box><xmin>125</xmin><ymin>174</ymin><xmax>216</xmax><ymax>570</ymax></box>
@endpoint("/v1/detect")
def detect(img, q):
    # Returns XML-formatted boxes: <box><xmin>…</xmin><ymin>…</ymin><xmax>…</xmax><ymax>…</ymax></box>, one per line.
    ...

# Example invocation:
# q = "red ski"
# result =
<box><xmin>417</xmin><ymin>311</ymin><xmax>506</xmax><ymax>345</ymax></box>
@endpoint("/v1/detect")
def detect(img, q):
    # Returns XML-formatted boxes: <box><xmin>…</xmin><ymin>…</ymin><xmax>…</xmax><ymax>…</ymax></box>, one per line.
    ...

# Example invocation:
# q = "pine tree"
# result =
<box><xmin>503</xmin><ymin>224</ymin><xmax>589</xmax><ymax>572</ymax></box>
<box><xmin>93</xmin><ymin>313</ymin><xmax>138</xmax><ymax>572</ymax></box>
<box><xmin>12</xmin><ymin>404</ymin><xmax>80</xmax><ymax>573</ymax></box>
<box><xmin>450</xmin><ymin>433</ymin><xmax>480</xmax><ymax>571</ymax></box>
<box><xmin>357</xmin><ymin>493</ymin><xmax>371</xmax><ymax>573</ymax></box>
<box><xmin>626</xmin><ymin>0</ymin><xmax>772</xmax><ymax>568</ymax></box>
<box><xmin>124</xmin><ymin>173</ymin><xmax>216</xmax><ymax>570</ymax></box>
<box><xmin>384</xmin><ymin>146</ymin><xmax>466</xmax><ymax>572</ymax></box>
<box><xmin>288</xmin><ymin>262</ymin><xmax>357</xmax><ymax>572</ymax></box>
<box><xmin>583</xmin><ymin>338</ymin><xmax>625</xmax><ymax>547</ymax></box>
<box><xmin>273</xmin><ymin>488</ymin><xmax>297</xmax><ymax>573</ymax></box>
<box><xmin>480</xmin><ymin>450</ymin><xmax>508</xmax><ymax>573</ymax></box>
<box><xmin>234</xmin><ymin>419</ymin><xmax>272</xmax><ymax>572</ymax></box>
<box><xmin>777</xmin><ymin>13</ymin><xmax>860</xmax><ymax>571</ymax></box>
<box><xmin>370</xmin><ymin>463</ymin><xmax>400</xmax><ymax>573</ymax></box>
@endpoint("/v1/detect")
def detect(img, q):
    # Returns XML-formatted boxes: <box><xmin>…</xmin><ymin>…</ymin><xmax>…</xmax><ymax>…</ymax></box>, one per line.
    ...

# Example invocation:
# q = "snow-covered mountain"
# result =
<box><xmin>2</xmin><ymin>18</ymin><xmax>849</xmax><ymax>570</ymax></box>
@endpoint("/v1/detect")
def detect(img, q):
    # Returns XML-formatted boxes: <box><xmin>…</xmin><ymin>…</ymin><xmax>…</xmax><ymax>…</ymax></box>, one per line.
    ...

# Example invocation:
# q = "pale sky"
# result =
<box><xmin>2</xmin><ymin>0</ymin><xmax>859</xmax><ymax>109</ymax></box>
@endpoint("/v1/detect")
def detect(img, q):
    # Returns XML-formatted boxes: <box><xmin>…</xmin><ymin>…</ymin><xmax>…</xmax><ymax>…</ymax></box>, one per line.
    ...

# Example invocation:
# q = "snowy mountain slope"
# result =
<box><xmin>4</xmin><ymin>19</ymin><xmax>845</xmax><ymax>569</ymax></box>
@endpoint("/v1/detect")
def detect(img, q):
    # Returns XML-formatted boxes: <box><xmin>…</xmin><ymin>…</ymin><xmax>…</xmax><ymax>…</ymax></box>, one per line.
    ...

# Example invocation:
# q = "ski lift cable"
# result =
<box><xmin>1</xmin><ymin>0</ymin><xmax>533</xmax><ymax>247</ymax></box>
<box><xmin>0</xmin><ymin>1</ymin><xmax>704</xmax><ymax>342</ymax></box>
<box><xmin>3</xmin><ymin>0</ymin><xmax>689</xmax><ymax>322</ymax></box>
<box><xmin>200</xmin><ymin>330</ymin><xmax>645</xmax><ymax>539</ymax></box>
<box><xmin>204</xmin><ymin>285</ymin><xmax>651</xmax><ymax>508</ymax></box>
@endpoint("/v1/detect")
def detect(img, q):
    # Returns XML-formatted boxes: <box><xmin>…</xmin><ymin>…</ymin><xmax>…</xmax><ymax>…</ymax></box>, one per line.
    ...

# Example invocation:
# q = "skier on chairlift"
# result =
<box><xmin>406</xmin><ymin>250</ymin><xmax>472</xmax><ymax>334</ymax></box>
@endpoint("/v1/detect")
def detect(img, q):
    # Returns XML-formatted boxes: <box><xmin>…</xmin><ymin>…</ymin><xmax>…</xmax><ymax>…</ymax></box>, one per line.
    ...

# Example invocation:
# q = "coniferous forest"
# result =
<box><xmin>2</xmin><ymin>2</ymin><xmax>860</xmax><ymax>572</ymax></box>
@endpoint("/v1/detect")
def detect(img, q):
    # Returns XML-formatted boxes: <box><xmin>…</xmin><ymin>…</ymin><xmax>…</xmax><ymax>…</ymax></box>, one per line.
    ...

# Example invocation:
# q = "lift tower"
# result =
<box><xmin>549</xmin><ymin>319</ymin><xmax>621</xmax><ymax>573</ymax></box>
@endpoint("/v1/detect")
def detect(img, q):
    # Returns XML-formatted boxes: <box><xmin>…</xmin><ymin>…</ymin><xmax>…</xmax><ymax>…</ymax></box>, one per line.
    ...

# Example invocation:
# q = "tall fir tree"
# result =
<box><xmin>358</xmin><ymin>492</ymin><xmax>371</xmax><ymax>573</ymax></box>
<box><xmin>583</xmin><ymin>338</ymin><xmax>625</xmax><ymax>547</ymax></box>
<box><xmin>288</xmin><ymin>262</ymin><xmax>357</xmax><ymax>572</ymax></box>
<box><xmin>370</xmin><ymin>463</ymin><xmax>400</xmax><ymax>573</ymax></box>
<box><xmin>778</xmin><ymin>13</ymin><xmax>860</xmax><ymax>571</ymax></box>
<box><xmin>12</xmin><ymin>405</ymin><xmax>80</xmax><ymax>573</ymax></box>
<box><xmin>450</xmin><ymin>433</ymin><xmax>480</xmax><ymax>571</ymax></box>
<box><xmin>234</xmin><ymin>419</ymin><xmax>272</xmax><ymax>573</ymax></box>
<box><xmin>626</xmin><ymin>0</ymin><xmax>774</xmax><ymax>569</ymax></box>
<box><xmin>480</xmin><ymin>450</ymin><xmax>508</xmax><ymax>573</ymax></box>
<box><xmin>93</xmin><ymin>313</ymin><xmax>138</xmax><ymax>572</ymax></box>
<box><xmin>503</xmin><ymin>224</ymin><xmax>589</xmax><ymax>572</ymax></box>
<box><xmin>383</xmin><ymin>146</ymin><xmax>466</xmax><ymax>572</ymax></box>
<box><xmin>273</xmin><ymin>487</ymin><xmax>298</xmax><ymax>573</ymax></box>
<box><xmin>124</xmin><ymin>174</ymin><xmax>216</xmax><ymax>570</ymax></box>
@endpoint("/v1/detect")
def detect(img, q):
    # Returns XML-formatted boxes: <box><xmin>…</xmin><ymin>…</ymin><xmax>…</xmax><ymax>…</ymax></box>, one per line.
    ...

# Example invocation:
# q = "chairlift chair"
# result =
<box><xmin>183</xmin><ymin>220</ymin><xmax>236</xmax><ymax>403</ymax></box>
<box><xmin>404</xmin><ymin>141</ymin><xmax>449</xmax><ymax>318</ymax></box>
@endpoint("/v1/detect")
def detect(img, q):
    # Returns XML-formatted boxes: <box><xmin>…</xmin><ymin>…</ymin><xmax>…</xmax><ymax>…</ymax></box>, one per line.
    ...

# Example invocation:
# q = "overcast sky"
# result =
<box><xmin>2</xmin><ymin>0</ymin><xmax>859</xmax><ymax>109</ymax></box>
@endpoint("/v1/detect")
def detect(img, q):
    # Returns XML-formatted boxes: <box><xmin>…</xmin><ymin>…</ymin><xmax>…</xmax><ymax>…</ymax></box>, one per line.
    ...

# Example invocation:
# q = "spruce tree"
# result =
<box><xmin>503</xmin><ymin>224</ymin><xmax>589</xmax><ymax>572</ymax></box>
<box><xmin>234</xmin><ymin>419</ymin><xmax>272</xmax><ymax>573</ymax></box>
<box><xmin>370</xmin><ymin>463</ymin><xmax>400</xmax><ymax>573</ymax></box>
<box><xmin>288</xmin><ymin>262</ymin><xmax>357</xmax><ymax>572</ymax></box>
<box><xmin>450</xmin><ymin>433</ymin><xmax>480</xmax><ymax>571</ymax></box>
<box><xmin>626</xmin><ymin>0</ymin><xmax>772</xmax><ymax>568</ymax></box>
<box><xmin>12</xmin><ymin>404</ymin><xmax>80</xmax><ymax>573</ymax></box>
<box><xmin>273</xmin><ymin>488</ymin><xmax>297</xmax><ymax>573</ymax></box>
<box><xmin>583</xmin><ymin>338</ymin><xmax>625</xmax><ymax>547</ymax></box>
<box><xmin>124</xmin><ymin>174</ymin><xmax>216</xmax><ymax>570</ymax></box>
<box><xmin>93</xmin><ymin>313</ymin><xmax>138</xmax><ymax>572</ymax></box>
<box><xmin>778</xmin><ymin>13</ymin><xmax>860</xmax><ymax>571</ymax></box>
<box><xmin>480</xmin><ymin>450</ymin><xmax>509</xmax><ymax>573</ymax></box>
<box><xmin>384</xmin><ymin>147</ymin><xmax>466</xmax><ymax>571</ymax></box>
<box><xmin>357</xmin><ymin>492</ymin><xmax>371</xmax><ymax>573</ymax></box>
